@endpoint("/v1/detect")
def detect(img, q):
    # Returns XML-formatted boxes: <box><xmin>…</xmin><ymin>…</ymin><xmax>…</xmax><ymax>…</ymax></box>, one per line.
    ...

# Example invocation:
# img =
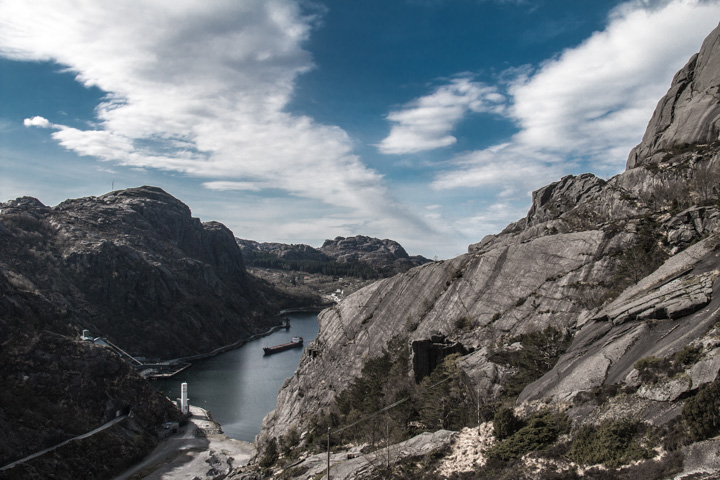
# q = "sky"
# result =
<box><xmin>1</xmin><ymin>1</ymin><xmax>720</xmax><ymax>259</ymax></box>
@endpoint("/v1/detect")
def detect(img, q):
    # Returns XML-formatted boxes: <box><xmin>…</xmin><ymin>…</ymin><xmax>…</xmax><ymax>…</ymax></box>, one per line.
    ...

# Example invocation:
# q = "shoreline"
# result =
<box><xmin>157</xmin><ymin>308</ymin><xmax>326</xmax><ymax>373</ymax></box>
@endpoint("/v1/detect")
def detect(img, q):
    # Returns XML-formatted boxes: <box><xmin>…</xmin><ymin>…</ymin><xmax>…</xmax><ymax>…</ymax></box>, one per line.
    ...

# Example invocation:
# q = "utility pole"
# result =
<box><xmin>327</xmin><ymin>426</ymin><xmax>331</xmax><ymax>480</ymax></box>
<box><xmin>385</xmin><ymin>421</ymin><xmax>390</xmax><ymax>469</ymax></box>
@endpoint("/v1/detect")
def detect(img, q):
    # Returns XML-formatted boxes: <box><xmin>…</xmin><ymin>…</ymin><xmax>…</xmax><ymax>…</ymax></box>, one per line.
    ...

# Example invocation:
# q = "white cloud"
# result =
<box><xmin>431</xmin><ymin>0</ymin><xmax>720</xmax><ymax>196</ymax></box>
<box><xmin>0</xmin><ymin>0</ymin><xmax>434</xmax><ymax>239</ymax></box>
<box><xmin>377</xmin><ymin>77</ymin><xmax>506</xmax><ymax>154</ymax></box>
<box><xmin>432</xmin><ymin>143</ymin><xmax>569</xmax><ymax>194</ymax></box>
<box><xmin>202</xmin><ymin>181</ymin><xmax>265</xmax><ymax>192</ymax></box>
<box><xmin>507</xmin><ymin>0</ymin><xmax>720</xmax><ymax>170</ymax></box>
<box><xmin>23</xmin><ymin>116</ymin><xmax>51</xmax><ymax>128</ymax></box>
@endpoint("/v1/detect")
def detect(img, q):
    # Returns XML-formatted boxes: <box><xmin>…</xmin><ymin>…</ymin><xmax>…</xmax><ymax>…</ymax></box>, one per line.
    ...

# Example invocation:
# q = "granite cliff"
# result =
<box><xmin>253</xmin><ymin>21</ymin><xmax>720</xmax><ymax>480</ymax></box>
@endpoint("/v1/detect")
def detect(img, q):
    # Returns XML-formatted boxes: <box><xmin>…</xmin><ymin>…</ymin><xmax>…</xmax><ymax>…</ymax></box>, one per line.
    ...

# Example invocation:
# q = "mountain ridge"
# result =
<box><xmin>252</xmin><ymin>20</ymin><xmax>720</xmax><ymax>480</ymax></box>
<box><xmin>237</xmin><ymin>235</ymin><xmax>431</xmax><ymax>279</ymax></box>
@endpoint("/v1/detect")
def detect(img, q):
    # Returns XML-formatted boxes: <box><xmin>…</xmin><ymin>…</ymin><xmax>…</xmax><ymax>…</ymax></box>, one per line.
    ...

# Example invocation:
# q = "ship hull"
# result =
<box><xmin>263</xmin><ymin>339</ymin><xmax>303</xmax><ymax>355</ymax></box>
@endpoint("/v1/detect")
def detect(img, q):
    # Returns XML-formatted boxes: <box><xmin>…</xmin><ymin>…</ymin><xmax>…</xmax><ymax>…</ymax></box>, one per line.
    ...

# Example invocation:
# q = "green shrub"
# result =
<box><xmin>259</xmin><ymin>437</ymin><xmax>279</xmax><ymax>468</ymax></box>
<box><xmin>635</xmin><ymin>345</ymin><xmax>704</xmax><ymax>384</ymax></box>
<box><xmin>493</xmin><ymin>406</ymin><xmax>523</xmax><ymax>440</ymax></box>
<box><xmin>634</xmin><ymin>356</ymin><xmax>669</xmax><ymax>383</ymax></box>
<box><xmin>672</xmin><ymin>345</ymin><xmax>703</xmax><ymax>367</ymax></box>
<box><xmin>279</xmin><ymin>425</ymin><xmax>301</xmax><ymax>458</ymax></box>
<box><xmin>682</xmin><ymin>378</ymin><xmax>720</xmax><ymax>441</ymax></box>
<box><xmin>487</xmin><ymin>412</ymin><xmax>570</xmax><ymax>461</ymax></box>
<box><xmin>454</xmin><ymin>316</ymin><xmax>471</xmax><ymax>330</ymax></box>
<box><xmin>569</xmin><ymin>420</ymin><xmax>652</xmax><ymax>468</ymax></box>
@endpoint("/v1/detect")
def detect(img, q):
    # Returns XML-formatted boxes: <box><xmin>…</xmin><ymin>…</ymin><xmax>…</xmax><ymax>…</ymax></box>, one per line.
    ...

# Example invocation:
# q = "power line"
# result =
<box><xmin>324</xmin><ymin>373</ymin><xmax>454</xmax><ymax>478</ymax></box>
<box><xmin>333</xmin><ymin>375</ymin><xmax>452</xmax><ymax>435</ymax></box>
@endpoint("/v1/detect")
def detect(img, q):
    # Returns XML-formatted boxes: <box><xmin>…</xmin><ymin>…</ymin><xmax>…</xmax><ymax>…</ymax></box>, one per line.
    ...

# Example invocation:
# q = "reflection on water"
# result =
<box><xmin>153</xmin><ymin>312</ymin><xmax>319</xmax><ymax>442</ymax></box>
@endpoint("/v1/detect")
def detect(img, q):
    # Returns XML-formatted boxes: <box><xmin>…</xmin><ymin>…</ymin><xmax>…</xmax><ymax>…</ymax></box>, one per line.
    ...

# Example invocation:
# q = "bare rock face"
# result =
<box><xmin>519</xmin><ymin>234</ymin><xmax>720</xmax><ymax>404</ymax></box>
<box><xmin>259</xmin><ymin>22</ymin><xmax>720</xmax><ymax>479</ymax></box>
<box><xmin>0</xmin><ymin>186</ymin><xmax>278</xmax><ymax>359</ymax></box>
<box><xmin>627</xmin><ymin>22</ymin><xmax>720</xmax><ymax>168</ymax></box>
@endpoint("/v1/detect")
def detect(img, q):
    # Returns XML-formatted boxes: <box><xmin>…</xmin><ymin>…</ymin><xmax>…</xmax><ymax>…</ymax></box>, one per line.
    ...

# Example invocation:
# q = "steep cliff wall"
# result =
<box><xmin>258</xmin><ymin>21</ymin><xmax>720</xmax><ymax>479</ymax></box>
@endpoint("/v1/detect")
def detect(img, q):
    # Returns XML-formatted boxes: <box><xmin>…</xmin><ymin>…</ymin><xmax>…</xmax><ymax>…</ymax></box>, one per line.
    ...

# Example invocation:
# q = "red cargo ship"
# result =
<box><xmin>263</xmin><ymin>336</ymin><xmax>303</xmax><ymax>355</ymax></box>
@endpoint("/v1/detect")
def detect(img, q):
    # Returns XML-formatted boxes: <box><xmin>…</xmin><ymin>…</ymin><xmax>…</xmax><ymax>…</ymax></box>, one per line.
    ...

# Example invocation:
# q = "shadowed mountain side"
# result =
<box><xmin>0</xmin><ymin>186</ymin><xmax>283</xmax><ymax>359</ymax></box>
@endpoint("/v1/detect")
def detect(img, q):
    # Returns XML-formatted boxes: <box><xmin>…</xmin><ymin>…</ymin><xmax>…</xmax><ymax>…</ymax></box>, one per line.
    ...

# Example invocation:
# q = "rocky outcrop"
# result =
<box><xmin>627</xmin><ymin>22</ymin><xmax>720</xmax><ymax>168</ymax></box>
<box><xmin>320</xmin><ymin>235</ymin><xmax>430</xmax><ymax>271</ymax></box>
<box><xmin>0</xmin><ymin>186</ymin><xmax>280</xmax><ymax>359</ymax></box>
<box><xmin>237</xmin><ymin>239</ymin><xmax>330</xmax><ymax>263</ymax></box>
<box><xmin>519</xmin><ymin>233</ymin><xmax>720</xmax><ymax>404</ymax></box>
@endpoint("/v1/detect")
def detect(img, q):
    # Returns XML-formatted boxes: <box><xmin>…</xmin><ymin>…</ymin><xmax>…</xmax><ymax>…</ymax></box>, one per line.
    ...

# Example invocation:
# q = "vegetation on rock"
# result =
<box><xmin>568</xmin><ymin>419</ymin><xmax>652</xmax><ymax>468</ymax></box>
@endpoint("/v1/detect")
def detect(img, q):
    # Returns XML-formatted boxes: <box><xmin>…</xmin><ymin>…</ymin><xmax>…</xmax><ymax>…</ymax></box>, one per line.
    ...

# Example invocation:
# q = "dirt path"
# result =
<box><xmin>114</xmin><ymin>406</ymin><xmax>255</xmax><ymax>480</ymax></box>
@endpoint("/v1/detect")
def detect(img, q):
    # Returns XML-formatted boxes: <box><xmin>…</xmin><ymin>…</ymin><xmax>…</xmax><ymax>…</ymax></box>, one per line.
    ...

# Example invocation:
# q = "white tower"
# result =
<box><xmin>180</xmin><ymin>382</ymin><xmax>189</xmax><ymax>415</ymax></box>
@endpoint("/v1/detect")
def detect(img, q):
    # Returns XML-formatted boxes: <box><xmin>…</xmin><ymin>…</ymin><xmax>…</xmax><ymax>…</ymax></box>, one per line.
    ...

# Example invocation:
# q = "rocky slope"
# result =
<box><xmin>0</xmin><ymin>186</ymin><xmax>291</xmax><ymax>478</ymax></box>
<box><xmin>0</xmin><ymin>331</ymin><xmax>182</xmax><ymax>479</ymax></box>
<box><xmin>253</xmin><ymin>21</ymin><xmax>720</xmax><ymax>480</ymax></box>
<box><xmin>0</xmin><ymin>186</ymin><xmax>282</xmax><ymax>359</ymax></box>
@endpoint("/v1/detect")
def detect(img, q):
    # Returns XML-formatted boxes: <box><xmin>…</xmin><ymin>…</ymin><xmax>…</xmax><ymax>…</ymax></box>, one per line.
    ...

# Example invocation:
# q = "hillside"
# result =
<box><xmin>251</xmin><ymin>20</ymin><xmax>720</xmax><ymax>480</ymax></box>
<box><xmin>0</xmin><ymin>186</ymin><xmax>290</xmax><ymax>478</ymax></box>
<box><xmin>0</xmin><ymin>186</ymin><xmax>284</xmax><ymax>359</ymax></box>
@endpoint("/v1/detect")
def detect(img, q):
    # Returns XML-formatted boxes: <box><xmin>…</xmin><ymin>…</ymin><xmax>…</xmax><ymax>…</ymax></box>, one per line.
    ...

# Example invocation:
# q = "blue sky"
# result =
<box><xmin>1</xmin><ymin>1</ymin><xmax>719</xmax><ymax>259</ymax></box>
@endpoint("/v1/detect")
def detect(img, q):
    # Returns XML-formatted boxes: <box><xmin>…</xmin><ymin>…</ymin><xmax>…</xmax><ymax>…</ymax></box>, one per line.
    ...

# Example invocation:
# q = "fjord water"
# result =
<box><xmin>153</xmin><ymin>312</ymin><xmax>319</xmax><ymax>441</ymax></box>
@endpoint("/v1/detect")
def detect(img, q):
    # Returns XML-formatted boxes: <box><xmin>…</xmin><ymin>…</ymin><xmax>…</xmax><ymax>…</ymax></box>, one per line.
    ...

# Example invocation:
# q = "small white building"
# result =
<box><xmin>180</xmin><ymin>382</ymin><xmax>189</xmax><ymax>415</ymax></box>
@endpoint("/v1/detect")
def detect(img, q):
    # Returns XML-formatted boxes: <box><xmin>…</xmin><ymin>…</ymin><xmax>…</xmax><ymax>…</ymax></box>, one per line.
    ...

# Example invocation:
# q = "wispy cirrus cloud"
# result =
<box><xmin>430</xmin><ymin>0</ymin><xmax>720</xmax><ymax>194</ymax></box>
<box><xmin>377</xmin><ymin>77</ymin><xmax>506</xmax><ymax>154</ymax></box>
<box><xmin>1</xmin><ymin>0</ymin><xmax>435</xmax><ymax>241</ymax></box>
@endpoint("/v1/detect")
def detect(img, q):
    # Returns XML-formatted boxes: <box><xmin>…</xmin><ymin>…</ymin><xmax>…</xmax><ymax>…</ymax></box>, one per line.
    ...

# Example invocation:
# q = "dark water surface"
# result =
<box><xmin>153</xmin><ymin>312</ymin><xmax>319</xmax><ymax>442</ymax></box>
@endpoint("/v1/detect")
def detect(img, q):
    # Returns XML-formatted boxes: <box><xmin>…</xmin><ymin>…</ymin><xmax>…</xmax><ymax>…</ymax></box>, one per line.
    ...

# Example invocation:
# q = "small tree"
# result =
<box><xmin>493</xmin><ymin>406</ymin><xmax>522</xmax><ymax>440</ymax></box>
<box><xmin>259</xmin><ymin>437</ymin><xmax>279</xmax><ymax>468</ymax></box>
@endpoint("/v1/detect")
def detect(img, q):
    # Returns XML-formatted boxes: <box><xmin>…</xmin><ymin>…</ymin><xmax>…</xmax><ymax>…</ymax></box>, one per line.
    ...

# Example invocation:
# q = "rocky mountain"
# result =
<box><xmin>252</xmin><ymin>21</ymin><xmax>720</xmax><ymax>479</ymax></box>
<box><xmin>237</xmin><ymin>235</ymin><xmax>431</xmax><ymax>279</ymax></box>
<box><xmin>320</xmin><ymin>235</ymin><xmax>431</xmax><ymax>271</ymax></box>
<box><xmin>0</xmin><ymin>186</ymin><xmax>291</xmax><ymax>478</ymax></box>
<box><xmin>0</xmin><ymin>186</ymin><xmax>282</xmax><ymax>359</ymax></box>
